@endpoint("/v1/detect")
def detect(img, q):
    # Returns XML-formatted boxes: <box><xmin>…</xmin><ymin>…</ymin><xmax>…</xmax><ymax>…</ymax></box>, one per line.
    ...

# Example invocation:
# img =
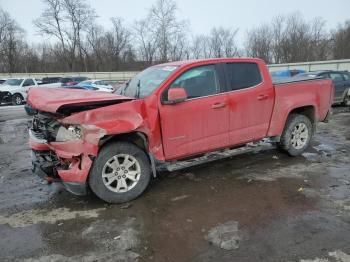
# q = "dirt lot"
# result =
<box><xmin>0</xmin><ymin>105</ymin><xmax>349</xmax><ymax>262</ymax></box>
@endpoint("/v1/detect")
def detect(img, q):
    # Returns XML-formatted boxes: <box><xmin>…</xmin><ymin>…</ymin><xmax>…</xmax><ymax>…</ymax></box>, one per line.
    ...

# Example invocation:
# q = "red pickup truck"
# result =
<box><xmin>28</xmin><ymin>58</ymin><xmax>333</xmax><ymax>203</ymax></box>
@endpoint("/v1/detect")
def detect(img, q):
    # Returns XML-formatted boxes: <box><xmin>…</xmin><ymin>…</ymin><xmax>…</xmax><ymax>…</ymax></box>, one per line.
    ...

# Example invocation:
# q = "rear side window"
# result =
<box><xmin>226</xmin><ymin>63</ymin><xmax>262</xmax><ymax>91</ymax></box>
<box><xmin>329</xmin><ymin>73</ymin><xmax>344</xmax><ymax>83</ymax></box>
<box><xmin>342</xmin><ymin>73</ymin><xmax>349</xmax><ymax>81</ymax></box>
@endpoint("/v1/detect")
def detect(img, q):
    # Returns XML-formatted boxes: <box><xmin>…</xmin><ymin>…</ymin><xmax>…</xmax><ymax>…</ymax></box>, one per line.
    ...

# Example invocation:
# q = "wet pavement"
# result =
<box><xmin>0</xmin><ymin>105</ymin><xmax>349</xmax><ymax>262</ymax></box>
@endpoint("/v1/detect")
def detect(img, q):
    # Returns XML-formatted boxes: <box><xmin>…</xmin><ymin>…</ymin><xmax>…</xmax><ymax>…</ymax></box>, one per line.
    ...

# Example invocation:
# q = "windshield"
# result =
<box><xmin>3</xmin><ymin>79</ymin><xmax>23</xmax><ymax>86</ymax></box>
<box><xmin>121</xmin><ymin>66</ymin><xmax>178</xmax><ymax>98</ymax></box>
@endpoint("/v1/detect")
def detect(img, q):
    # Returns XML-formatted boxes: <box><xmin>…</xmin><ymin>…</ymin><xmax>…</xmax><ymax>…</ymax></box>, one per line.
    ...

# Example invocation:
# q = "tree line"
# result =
<box><xmin>0</xmin><ymin>0</ymin><xmax>350</xmax><ymax>73</ymax></box>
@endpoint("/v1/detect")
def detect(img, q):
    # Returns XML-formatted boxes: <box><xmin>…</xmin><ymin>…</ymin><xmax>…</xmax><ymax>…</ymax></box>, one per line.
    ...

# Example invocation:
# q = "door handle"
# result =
<box><xmin>211</xmin><ymin>102</ymin><xmax>227</xmax><ymax>109</ymax></box>
<box><xmin>257</xmin><ymin>94</ymin><xmax>268</xmax><ymax>100</ymax></box>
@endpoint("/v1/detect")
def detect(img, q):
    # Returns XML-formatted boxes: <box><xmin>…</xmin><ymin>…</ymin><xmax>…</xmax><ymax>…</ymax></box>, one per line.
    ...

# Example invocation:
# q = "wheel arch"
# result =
<box><xmin>12</xmin><ymin>93</ymin><xmax>25</xmax><ymax>105</ymax></box>
<box><xmin>288</xmin><ymin>105</ymin><xmax>316</xmax><ymax>126</ymax></box>
<box><xmin>12</xmin><ymin>92</ymin><xmax>24</xmax><ymax>99</ymax></box>
<box><xmin>270</xmin><ymin>105</ymin><xmax>316</xmax><ymax>142</ymax></box>
<box><xmin>99</xmin><ymin>131</ymin><xmax>157</xmax><ymax>177</ymax></box>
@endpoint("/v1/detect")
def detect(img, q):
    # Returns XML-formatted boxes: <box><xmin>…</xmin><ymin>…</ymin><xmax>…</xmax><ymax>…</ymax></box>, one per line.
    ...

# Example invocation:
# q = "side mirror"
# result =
<box><xmin>166</xmin><ymin>87</ymin><xmax>188</xmax><ymax>104</ymax></box>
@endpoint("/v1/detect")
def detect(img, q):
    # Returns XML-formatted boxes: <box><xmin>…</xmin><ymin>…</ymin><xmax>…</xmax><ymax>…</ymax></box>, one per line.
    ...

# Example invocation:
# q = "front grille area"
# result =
<box><xmin>30</xmin><ymin>129</ymin><xmax>46</xmax><ymax>140</ymax></box>
<box><xmin>30</xmin><ymin>113</ymin><xmax>61</xmax><ymax>142</ymax></box>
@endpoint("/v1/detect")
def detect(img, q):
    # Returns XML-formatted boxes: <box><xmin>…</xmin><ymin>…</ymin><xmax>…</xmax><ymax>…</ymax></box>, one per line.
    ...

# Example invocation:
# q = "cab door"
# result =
<box><xmin>223</xmin><ymin>62</ymin><xmax>275</xmax><ymax>145</ymax></box>
<box><xmin>159</xmin><ymin>64</ymin><xmax>230</xmax><ymax>160</ymax></box>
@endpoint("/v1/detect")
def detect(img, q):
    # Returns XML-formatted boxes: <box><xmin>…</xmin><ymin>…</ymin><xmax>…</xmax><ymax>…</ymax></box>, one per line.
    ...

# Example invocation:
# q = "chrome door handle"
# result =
<box><xmin>211</xmin><ymin>102</ymin><xmax>227</xmax><ymax>109</ymax></box>
<box><xmin>257</xmin><ymin>94</ymin><xmax>268</xmax><ymax>100</ymax></box>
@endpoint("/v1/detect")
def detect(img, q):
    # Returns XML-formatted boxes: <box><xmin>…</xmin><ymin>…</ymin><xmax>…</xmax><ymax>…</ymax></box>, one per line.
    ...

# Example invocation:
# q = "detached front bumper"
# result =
<box><xmin>29</xmin><ymin>129</ymin><xmax>93</xmax><ymax>195</ymax></box>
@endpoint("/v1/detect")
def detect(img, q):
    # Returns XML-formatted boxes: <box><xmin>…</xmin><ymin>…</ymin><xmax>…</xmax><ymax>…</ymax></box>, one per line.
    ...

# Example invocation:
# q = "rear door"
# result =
<box><xmin>329</xmin><ymin>72</ymin><xmax>346</xmax><ymax>101</ymax></box>
<box><xmin>159</xmin><ymin>64</ymin><xmax>230</xmax><ymax>160</ymax></box>
<box><xmin>223</xmin><ymin>62</ymin><xmax>275</xmax><ymax>145</ymax></box>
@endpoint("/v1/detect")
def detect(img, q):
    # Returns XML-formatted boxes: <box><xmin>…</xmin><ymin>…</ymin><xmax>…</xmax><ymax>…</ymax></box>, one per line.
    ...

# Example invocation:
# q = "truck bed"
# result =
<box><xmin>273</xmin><ymin>76</ymin><xmax>325</xmax><ymax>85</ymax></box>
<box><xmin>267</xmin><ymin>77</ymin><xmax>334</xmax><ymax>138</ymax></box>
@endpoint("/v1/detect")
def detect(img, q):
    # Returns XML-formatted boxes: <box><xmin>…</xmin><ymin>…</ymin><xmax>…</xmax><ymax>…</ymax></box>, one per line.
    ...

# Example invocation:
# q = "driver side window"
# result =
<box><xmin>168</xmin><ymin>65</ymin><xmax>220</xmax><ymax>100</ymax></box>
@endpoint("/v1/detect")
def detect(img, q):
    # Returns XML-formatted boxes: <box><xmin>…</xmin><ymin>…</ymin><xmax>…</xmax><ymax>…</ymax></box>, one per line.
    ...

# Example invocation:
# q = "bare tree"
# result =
<box><xmin>209</xmin><ymin>27</ymin><xmax>239</xmax><ymax>58</ymax></box>
<box><xmin>34</xmin><ymin>0</ymin><xmax>96</xmax><ymax>71</ymax></box>
<box><xmin>109</xmin><ymin>17</ymin><xmax>131</xmax><ymax>69</ymax></box>
<box><xmin>245</xmin><ymin>24</ymin><xmax>272</xmax><ymax>63</ymax></box>
<box><xmin>0</xmin><ymin>8</ymin><xmax>26</xmax><ymax>73</ymax></box>
<box><xmin>133</xmin><ymin>19</ymin><xmax>158</xmax><ymax>64</ymax></box>
<box><xmin>0</xmin><ymin>8</ymin><xmax>11</xmax><ymax>49</ymax></box>
<box><xmin>270</xmin><ymin>15</ymin><xmax>285</xmax><ymax>64</ymax></box>
<box><xmin>85</xmin><ymin>24</ymin><xmax>106</xmax><ymax>71</ymax></box>
<box><xmin>247</xmin><ymin>13</ymin><xmax>331</xmax><ymax>64</ymax></box>
<box><xmin>332</xmin><ymin>20</ymin><xmax>350</xmax><ymax>59</ymax></box>
<box><xmin>309</xmin><ymin>17</ymin><xmax>331</xmax><ymax>61</ymax></box>
<box><xmin>149</xmin><ymin>0</ymin><xmax>188</xmax><ymax>62</ymax></box>
<box><xmin>168</xmin><ymin>29</ymin><xmax>188</xmax><ymax>61</ymax></box>
<box><xmin>3</xmin><ymin>2</ymin><xmax>350</xmax><ymax>74</ymax></box>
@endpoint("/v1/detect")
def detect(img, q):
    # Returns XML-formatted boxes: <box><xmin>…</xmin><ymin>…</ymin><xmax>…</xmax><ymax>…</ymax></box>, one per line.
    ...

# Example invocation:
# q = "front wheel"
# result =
<box><xmin>278</xmin><ymin>114</ymin><xmax>313</xmax><ymax>156</ymax></box>
<box><xmin>12</xmin><ymin>94</ymin><xmax>23</xmax><ymax>105</ymax></box>
<box><xmin>89</xmin><ymin>141</ymin><xmax>151</xmax><ymax>203</ymax></box>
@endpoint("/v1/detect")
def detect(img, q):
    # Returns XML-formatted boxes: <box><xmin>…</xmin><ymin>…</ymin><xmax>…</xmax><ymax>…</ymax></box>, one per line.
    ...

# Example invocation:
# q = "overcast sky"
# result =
<box><xmin>1</xmin><ymin>0</ymin><xmax>350</xmax><ymax>46</ymax></box>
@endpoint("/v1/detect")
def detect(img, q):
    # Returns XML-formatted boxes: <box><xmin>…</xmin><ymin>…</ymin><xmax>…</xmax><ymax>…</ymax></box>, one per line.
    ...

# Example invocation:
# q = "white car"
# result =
<box><xmin>0</xmin><ymin>78</ymin><xmax>61</xmax><ymax>105</ymax></box>
<box><xmin>74</xmin><ymin>80</ymin><xmax>114</xmax><ymax>93</ymax></box>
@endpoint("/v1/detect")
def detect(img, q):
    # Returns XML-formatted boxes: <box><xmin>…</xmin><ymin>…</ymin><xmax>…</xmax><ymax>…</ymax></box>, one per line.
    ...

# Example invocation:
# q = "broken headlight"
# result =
<box><xmin>56</xmin><ymin>125</ymin><xmax>83</xmax><ymax>142</ymax></box>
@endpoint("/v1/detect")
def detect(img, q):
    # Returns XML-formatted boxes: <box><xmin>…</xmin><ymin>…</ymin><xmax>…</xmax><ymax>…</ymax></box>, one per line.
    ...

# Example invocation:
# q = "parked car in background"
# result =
<box><xmin>0</xmin><ymin>77</ymin><xmax>63</xmax><ymax>105</ymax></box>
<box><xmin>296</xmin><ymin>70</ymin><xmax>350</xmax><ymax>105</ymax></box>
<box><xmin>61</xmin><ymin>76</ymin><xmax>89</xmax><ymax>86</ymax></box>
<box><xmin>41</xmin><ymin>77</ymin><xmax>62</xmax><ymax>84</ymax></box>
<box><xmin>72</xmin><ymin>80</ymin><xmax>114</xmax><ymax>92</ymax></box>
<box><xmin>27</xmin><ymin>58</ymin><xmax>333</xmax><ymax>203</ymax></box>
<box><xmin>271</xmin><ymin>69</ymin><xmax>306</xmax><ymax>79</ymax></box>
<box><xmin>0</xmin><ymin>78</ymin><xmax>38</xmax><ymax>105</ymax></box>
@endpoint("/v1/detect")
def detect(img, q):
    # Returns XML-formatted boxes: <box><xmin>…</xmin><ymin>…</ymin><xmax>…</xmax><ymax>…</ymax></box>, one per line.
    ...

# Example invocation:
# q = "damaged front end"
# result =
<box><xmin>29</xmin><ymin>112</ymin><xmax>105</xmax><ymax>195</ymax></box>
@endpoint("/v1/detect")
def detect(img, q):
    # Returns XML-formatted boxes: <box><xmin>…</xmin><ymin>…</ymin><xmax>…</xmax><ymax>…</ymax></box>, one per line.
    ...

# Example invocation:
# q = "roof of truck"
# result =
<box><xmin>156</xmin><ymin>57</ymin><xmax>264</xmax><ymax>67</ymax></box>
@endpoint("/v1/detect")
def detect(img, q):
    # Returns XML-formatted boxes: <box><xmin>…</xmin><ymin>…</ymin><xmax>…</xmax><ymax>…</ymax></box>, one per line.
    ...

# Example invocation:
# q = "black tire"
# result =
<box><xmin>278</xmin><ymin>114</ymin><xmax>313</xmax><ymax>156</ymax></box>
<box><xmin>12</xmin><ymin>94</ymin><xmax>23</xmax><ymax>105</ymax></box>
<box><xmin>343</xmin><ymin>95</ymin><xmax>350</xmax><ymax>107</ymax></box>
<box><xmin>89</xmin><ymin>141</ymin><xmax>151</xmax><ymax>203</ymax></box>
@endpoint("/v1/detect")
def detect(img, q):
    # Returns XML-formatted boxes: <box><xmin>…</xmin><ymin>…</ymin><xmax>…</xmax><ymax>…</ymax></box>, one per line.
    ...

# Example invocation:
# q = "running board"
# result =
<box><xmin>157</xmin><ymin>141</ymin><xmax>275</xmax><ymax>172</ymax></box>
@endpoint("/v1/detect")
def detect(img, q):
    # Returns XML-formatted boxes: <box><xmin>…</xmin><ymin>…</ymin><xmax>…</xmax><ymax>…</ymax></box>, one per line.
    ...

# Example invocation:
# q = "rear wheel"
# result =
<box><xmin>12</xmin><ymin>94</ymin><xmax>23</xmax><ymax>105</ymax></box>
<box><xmin>89</xmin><ymin>141</ymin><xmax>151</xmax><ymax>203</ymax></box>
<box><xmin>278</xmin><ymin>114</ymin><xmax>313</xmax><ymax>156</ymax></box>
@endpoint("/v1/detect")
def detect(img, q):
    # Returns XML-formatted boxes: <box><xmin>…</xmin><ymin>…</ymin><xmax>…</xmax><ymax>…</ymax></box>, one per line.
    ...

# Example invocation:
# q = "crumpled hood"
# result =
<box><xmin>27</xmin><ymin>87</ymin><xmax>133</xmax><ymax>114</ymax></box>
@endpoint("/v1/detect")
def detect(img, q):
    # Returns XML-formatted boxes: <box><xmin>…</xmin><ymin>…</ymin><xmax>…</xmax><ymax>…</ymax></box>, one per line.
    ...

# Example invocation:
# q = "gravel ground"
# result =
<box><xmin>0</xmin><ymin>105</ymin><xmax>349</xmax><ymax>262</ymax></box>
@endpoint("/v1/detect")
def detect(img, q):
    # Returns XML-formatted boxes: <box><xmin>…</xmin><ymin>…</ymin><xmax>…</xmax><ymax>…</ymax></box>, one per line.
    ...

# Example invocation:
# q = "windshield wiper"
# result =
<box><xmin>120</xmin><ymin>80</ymin><xmax>130</xmax><ymax>95</ymax></box>
<box><xmin>136</xmin><ymin>79</ymin><xmax>141</xmax><ymax>98</ymax></box>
